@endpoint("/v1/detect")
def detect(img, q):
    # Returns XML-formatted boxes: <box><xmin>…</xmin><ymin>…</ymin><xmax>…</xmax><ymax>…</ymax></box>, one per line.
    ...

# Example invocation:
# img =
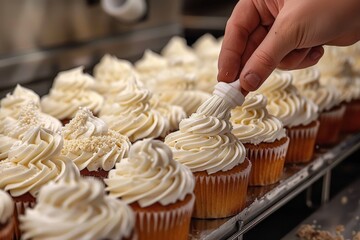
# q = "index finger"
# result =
<box><xmin>218</xmin><ymin>0</ymin><xmax>260</xmax><ymax>83</ymax></box>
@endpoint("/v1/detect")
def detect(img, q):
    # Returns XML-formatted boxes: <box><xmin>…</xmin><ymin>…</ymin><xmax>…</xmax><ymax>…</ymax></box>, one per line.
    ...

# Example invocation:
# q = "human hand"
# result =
<box><xmin>218</xmin><ymin>0</ymin><xmax>360</xmax><ymax>93</ymax></box>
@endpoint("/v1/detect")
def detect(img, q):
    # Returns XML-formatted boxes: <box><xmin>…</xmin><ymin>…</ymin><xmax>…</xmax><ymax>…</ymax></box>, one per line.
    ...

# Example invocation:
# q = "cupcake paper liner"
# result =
<box><xmin>131</xmin><ymin>193</ymin><xmax>194</xmax><ymax>240</ymax></box>
<box><xmin>245</xmin><ymin>137</ymin><xmax>289</xmax><ymax>186</ymax></box>
<box><xmin>13</xmin><ymin>198</ymin><xmax>36</xmax><ymax>240</ymax></box>
<box><xmin>342</xmin><ymin>99</ymin><xmax>360</xmax><ymax>133</ymax></box>
<box><xmin>316</xmin><ymin>105</ymin><xmax>345</xmax><ymax>146</ymax></box>
<box><xmin>286</xmin><ymin>120</ymin><xmax>320</xmax><ymax>163</ymax></box>
<box><xmin>193</xmin><ymin>159</ymin><xmax>251</xmax><ymax>219</ymax></box>
<box><xmin>0</xmin><ymin>216</ymin><xmax>15</xmax><ymax>240</ymax></box>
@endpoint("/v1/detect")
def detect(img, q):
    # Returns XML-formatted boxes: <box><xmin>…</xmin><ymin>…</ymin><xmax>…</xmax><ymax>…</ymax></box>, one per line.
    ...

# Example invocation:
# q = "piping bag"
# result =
<box><xmin>195</xmin><ymin>80</ymin><xmax>245</xmax><ymax>117</ymax></box>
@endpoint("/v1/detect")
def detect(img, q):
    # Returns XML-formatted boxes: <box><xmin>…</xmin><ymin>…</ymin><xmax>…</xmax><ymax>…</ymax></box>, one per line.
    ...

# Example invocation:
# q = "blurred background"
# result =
<box><xmin>0</xmin><ymin>0</ymin><xmax>237</xmax><ymax>97</ymax></box>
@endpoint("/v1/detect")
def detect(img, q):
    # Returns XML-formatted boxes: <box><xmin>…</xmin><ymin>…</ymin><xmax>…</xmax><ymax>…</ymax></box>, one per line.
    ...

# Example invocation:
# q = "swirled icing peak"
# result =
<box><xmin>165</xmin><ymin>94</ymin><xmax>246</xmax><ymax>174</ymax></box>
<box><xmin>62</xmin><ymin>108</ymin><xmax>131</xmax><ymax>171</ymax></box>
<box><xmin>0</xmin><ymin>126</ymin><xmax>69</xmax><ymax>197</ymax></box>
<box><xmin>41</xmin><ymin>67</ymin><xmax>104</xmax><ymax>120</ymax></box>
<box><xmin>254</xmin><ymin>70</ymin><xmax>318</xmax><ymax>127</ymax></box>
<box><xmin>231</xmin><ymin>94</ymin><xmax>286</xmax><ymax>144</ymax></box>
<box><xmin>135</xmin><ymin>49</ymin><xmax>168</xmax><ymax>74</ymax></box>
<box><xmin>161</xmin><ymin>36</ymin><xmax>198</xmax><ymax>67</ymax></box>
<box><xmin>193</xmin><ymin>34</ymin><xmax>221</xmax><ymax>61</ymax></box>
<box><xmin>0</xmin><ymin>190</ymin><xmax>14</xmax><ymax>224</ymax></box>
<box><xmin>100</xmin><ymin>79</ymin><xmax>170</xmax><ymax>142</ymax></box>
<box><xmin>291</xmin><ymin>67</ymin><xmax>341</xmax><ymax>111</ymax></box>
<box><xmin>105</xmin><ymin>139</ymin><xmax>195</xmax><ymax>208</ymax></box>
<box><xmin>20</xmin><ymin>162</ymin><xmax>135</xmax><ymax>240</ymax></box>
<box><xmin>0</xmin><ymin>85</ymin><xmax>40</xmax><ymax>119</ymax></box>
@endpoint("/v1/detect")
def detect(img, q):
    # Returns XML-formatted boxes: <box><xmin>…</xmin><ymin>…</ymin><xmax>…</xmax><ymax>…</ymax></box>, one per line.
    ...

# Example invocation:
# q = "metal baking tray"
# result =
<box><xmin>189</xmin><ymin>133</ymin><xmax>360</xmax><ymax>240</ymax></box>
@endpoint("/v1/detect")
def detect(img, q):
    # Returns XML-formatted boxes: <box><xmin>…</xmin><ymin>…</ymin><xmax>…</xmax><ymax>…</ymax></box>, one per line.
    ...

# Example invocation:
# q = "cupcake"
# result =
<box><xmin>0</xmin><ymin>126</ymin><xmax>73</xmax><ymax>237</ymax></box>
<box><xmin>192</xmin><ymin>33</ymin><xmax>221</xmax><ymax>63</ymax></box>
<box><xmin>142</xmin><ymin>68</ymin><xmax>211</xmax><ymax>116</ymax></box>
<box><xmin>20</xmin><ymin>162</ymin><xmax>136</xmax><ymax>240</ymax></box>
<box><xmin>0</xmin><ymin>84</ymin><xmax>40</xmax><ymax>120</ymax></box>
<box><xmin>41</xmin><ymin>67</ymin><xmax>104</xmax><ymax>124</ymax></box>
<box><xmin>230</xmin><ymin>94</ymin><xmax>289</xmax><ymax>186</ymax></box>
<box><xmin>161</xmin><ymin>36</ymin><xmax>199</xmax><ymax>71</ymax></box>
<box><xmin>61</xmin><ymin>107</ymin><xmax>131</xmax><ymax>179</ymax></box>
<box><xmin>291</xmin><ymin>67</ymin><xmax>345</xmax><ymax>145</ymax></box>
<box><xmin>254</xmin><ymin>70</ymin><xmax>319</xmax><ymax>163</ymax></box>
<box><xmin>0</xmin><ymin>190</ymin><xmax>15</xmax><ymax>240</ymax></box>
<box><xmin>105</xmin><ymin>139</ymin><xmax>195</xmax><ymax>240</ymax></box>
<box><xmin>0</xmin><ymin>102</ymin><xmax>62</xmax><ymax>161</ymax></box>
<box><xmin>193</xmin><ymin>62</ymin><xmax>219</xmax><ymax>93</ymax></box>
<box><xmin>100</xmin><ymin>78</ymin><xmax>170</xmax><ymax>142</ymax></box>
<box><xmin>135</xmin><ymin>49</ymin><xmax>168</xmax><ymax>79</ymax></box>
<box><xmin>93</xmin><ymin>54</ymin><xmax>137</xmax><ymax>95</ymax></box>
<box><xmin>165</xmin><ymin>94</ymin><xmax>251</xmax><ymax>218</ymax></box>
<box><xmin>317</xmin><ymin>46</ymin><xmax>360</xmax><ymax>133</ymax></box>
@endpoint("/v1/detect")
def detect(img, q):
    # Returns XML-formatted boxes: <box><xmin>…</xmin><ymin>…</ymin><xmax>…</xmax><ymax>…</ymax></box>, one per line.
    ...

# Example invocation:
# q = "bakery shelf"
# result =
<box><xmin>189</xmin><ymin>132</ymin><xmax>360</xmax><ymax>240</ymax></box>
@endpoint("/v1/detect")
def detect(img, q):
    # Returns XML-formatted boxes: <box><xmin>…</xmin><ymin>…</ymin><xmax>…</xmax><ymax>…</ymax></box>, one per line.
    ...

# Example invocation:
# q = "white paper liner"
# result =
<box><xmin>286</xmin><ymin>121</ymin><xmax>320</xmax><ymax>163</ymax></box>
<box><xmin>194</xmin><ymin>159</ymin><xmax>251</xmax><ymax>218</ymax></box>
<box><xmin>135</xmin><ymin>193</ymin><xmax>194</xmax><ymax>235</ymax></box>
<box><xmin>317</xmin><ymin>105</ymin><xmax>345</xmax><ymax>145</ymax></box>
<box><xmin>247</xmin><ymin>137</ymin><xmax>289</xmax><ymax>186</ymax></box>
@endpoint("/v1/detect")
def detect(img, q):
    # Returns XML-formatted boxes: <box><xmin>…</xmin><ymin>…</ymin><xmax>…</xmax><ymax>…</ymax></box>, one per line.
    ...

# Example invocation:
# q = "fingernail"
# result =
<box><xmin>310</xmin><ymin>51</ymin><xmax>322</xmax><ymax>61</ymax></box>
<box><xmin>244</xmin><ymin>73</ymin><xmax>261</xmax><ymax>90</ymax></box>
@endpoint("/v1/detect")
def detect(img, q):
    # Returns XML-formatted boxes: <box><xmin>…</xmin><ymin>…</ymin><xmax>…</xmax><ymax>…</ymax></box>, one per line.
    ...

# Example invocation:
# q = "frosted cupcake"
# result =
<box><xmin>100</xmin><ymin>79</ymin><xmax>170</xmax><ymax>142</ymax></box>
<box><xmin>161</xmin><ymin>36</ymin><xmax>199</xmax><ymax>72</ymax></box>
<box><xmin>106</xmin><ymin>139</ymin><xmax>195</xmax><ymax>240</ymax></box>
<box><xmin>255</xmin><ymin>70</ymin><xmax>319</xmax><ymax>163</ymax></box>
<box><xmin>165</xmin><ymin>95</ymin><xmax>251</xmax><ymax>218</ymax></box>
<box><xmin>0</xmin><ymin>126</ymin><xmax>73</xmax><ymax>237</ymax></box>
<box><xmin>20</xmin><ymin>162</ymin><xmax>135</xmax><ymax>240</ymax></box>
<box><xmin>291</xmin><ymin>67</ymin><xmax>345</xmax><ymax>145</ymax></box>
<box><xmin>231</xmin><ymin>94</ymin><xmax>289</xmax><ymax>186</ymax></box>
<box><xmin>0</xmin><ymin>85</ymin><xmax>40</xmax><ymax>120</ymax></box>
<box><xmin>93</xmin><ymin>54</ymin><xmax>137</xmax><ymax>95</ymax></box>
<box><xmin>192</xmin><ymin>34</ymin><xmax>221</xmax><ymax>63</ymax></box>
<box><xmin>135</xmin><ymin>49</ymin><xmax>168</xmax><ymax>79</ymax></box>
<box><xmin>0</xmin><ymin>190</ymin><xmax>15</xmax><ymax>240</ymax></box>
<box><xmin>142</xmin><ymin>69</ymin><xmax>211</xmax><ymax>116</ymax></box>
<box><xmin>41</xmin><ymin>67</ymin><xmax>104</xmax><ymax>124</ymax></box>
<box><xmin>0</xmin><ymin>102</ymin><xmax>62</xmax><ymax>161</ymax></box>
<box><xmin>193</xmin><ymin>62</ymin><xmax>219</xmax><ymax>93</ymax></box>
<box><xmin>62</xmin><ymin>107</ymin><xmax>131</xmax><ymax>179</ymax></box>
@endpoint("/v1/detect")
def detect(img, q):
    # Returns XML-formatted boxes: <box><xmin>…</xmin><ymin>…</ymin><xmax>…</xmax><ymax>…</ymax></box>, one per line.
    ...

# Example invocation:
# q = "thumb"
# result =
<box><xmin>239</xmin><ymin>17</ymin><xmax>296</xmax><ymax>92</ymax></box>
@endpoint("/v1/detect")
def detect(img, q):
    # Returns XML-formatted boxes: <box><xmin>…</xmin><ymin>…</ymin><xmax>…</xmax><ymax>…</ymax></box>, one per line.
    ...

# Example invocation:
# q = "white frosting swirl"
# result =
<box><xmin>231</xmin><ymin>94</ymin><xmax>286</xmax><ymax>144</ymax></box>
<box><xmin>0</xmin><ymin>85</ymin><xmax>40</xmax><ymax>119</ymax></box>
<box><xmin>0</xmin><ymin>134</ymin><xmax>16</xmax><ymax>161</ymax></box>
<box><xmin>255</xmin><ymin>70</ymin><xmax>319</xmax><ymax>127</ymax></box>
<box><xmin>0</xmin><ymin>126</ymin><xmax>69</xmax><ymax>197</ymax></box>
<box><xmin>0</xmin><ymin>190</ymin><xmax>14</xmax><ymax>224</ymax></box>
<box><xmin>20</xmin><ymin>163</ymin><xmax>135</xmax><ymax>240</ymax></box>
<box><xmin>316</xmin><ymin>46</ymin><xmax>353</xmax><ymax>77</ymax></box>
<box><xmin>161</xmin><ymin>36</ymin><xmax>198</xmax><ymax>68</ymax></box>
<box><xmin>105</xmin><ymin>139</ymin><xmax>195</xmax><ymax>208</ymax></box>
<box><xmin>41</xmin><ymin>67</ymin><xmax>104</xmax><ymax>120</ymax></box>
<box><xmin>165</xmin><ymin>95</ymin><xmax>246</xmax><ymax>174</ymax></box>
<box><xmin>100</xmin><ymin>79</ymin><xmax>170</xmax><ymax>142</ymax></box>
<box><xmin>93</xmin><ymin>54</ymin><xmax>137</xmax><ymax>95</ymax></box>
<box><xmin>194</xmin><ymin>62</ymin><xmax>218</xmax><ymax>93</ymax></box>
<box><xmin>193</xmin><ymin>34</ymin><xmax>221</xmax><ymax>62</ymax></box>
<box><xmin>291</xmin><ymin>67</ymin><xmax>341</xmax><ymax>111</ymax></box>
<box><xmin>135</xmin><ymin>49</ymin><xmax>168</xmax><ymax>75</ymax></box>
<box><xmin>62</xmin><ymin>108</ymin><xmax>131</xmax><ymax>171</ymax></box>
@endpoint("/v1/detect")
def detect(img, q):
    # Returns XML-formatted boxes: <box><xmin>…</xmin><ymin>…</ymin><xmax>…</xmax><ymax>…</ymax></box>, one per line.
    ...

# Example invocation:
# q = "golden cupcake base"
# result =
<box><xmin>316</xmin><ymin>105</ymin><xmax>345</xmax><ymax>146</ymax></box>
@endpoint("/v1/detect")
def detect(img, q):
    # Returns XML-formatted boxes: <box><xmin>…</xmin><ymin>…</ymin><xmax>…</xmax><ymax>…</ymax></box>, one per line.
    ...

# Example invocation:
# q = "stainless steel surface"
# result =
<box><xmin>189</xmin><ymin>133</ymin><xmax>360</xmax><ymax>240</ymax></box>
<box><xmin>0</xmin><ymin>0</ymin><xmax>182</xmax><ymax>89</ymax></box>
<box><xmin>281</xmin><ymin>177</ymin><xmax>360</xmax><ymax>239</ymax></box>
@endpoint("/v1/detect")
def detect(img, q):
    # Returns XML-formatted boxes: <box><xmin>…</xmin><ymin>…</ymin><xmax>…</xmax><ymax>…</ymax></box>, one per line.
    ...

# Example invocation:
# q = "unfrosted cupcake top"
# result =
<box><xmin>105</xmin><ymin>139</ymin><xmax>195</xmax><ymax>208</ymax></box>
<box><xmin>135</xmin><ymin>49</ymin><xmax>168</xmax><ymax>75</ymax></box>
<box><xmin>161</xmin><ymin>36</ymin><xmax>198</xmax><ymax>68</ymax></box>
<box><xmin>100</xmin><ymin>79</ymin><xmax>170</xmax><ymax>142</ymax></box>
<box><xmin>62</xmin><ymin>108</ymin><xmax>131</xmax><ymax>171</ymax></box>
<box><xmin>231</xmin><ymin>94</ymin><xmax>286</xmax><ymax>145</ymax></box>
<box><xmin>20</xmin><ymin>163</ymin><xmax>135</xmax><ymax>240</ymax></box>
<box><xmin>93</xmin><ymin>54</ymin><xmax>136</xmax><ymax>94</ymax></box>
<box><xmin>0</xmin><ymin>85</ymin><xmax>40</xmax><ymax>119</ymax></box>
<box><xmin>255</xmin><ymin>71</ymin><xmax>318</xmax><ymax>128</ymax></box>
<box><xmin>165</xmin><ymin>95</ymin><xmax>246</xmax><ymax>174</ymax></box>
<box><xmin>291</xmin><ymin>67</ymin><xmax>341</xmax><ymax>112</ymax></box>
<box><xmin>0</xmin><ymin>126</ymin><xmax>69</xmax><ymax>197</ymax></box>
<box><xmin>193</xmin><ymin>34</ymin><xmax>221</xmax><ymax>61</ymax></box>
<box><xmin>41</xmin><ymin>67</ymin><xmax>104</xmax><ymax>120</ymax></box>
<box><xmin>0</xmin><ymin>190</ymin><xmax>14</xmax><ymax>224</ymax></box>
